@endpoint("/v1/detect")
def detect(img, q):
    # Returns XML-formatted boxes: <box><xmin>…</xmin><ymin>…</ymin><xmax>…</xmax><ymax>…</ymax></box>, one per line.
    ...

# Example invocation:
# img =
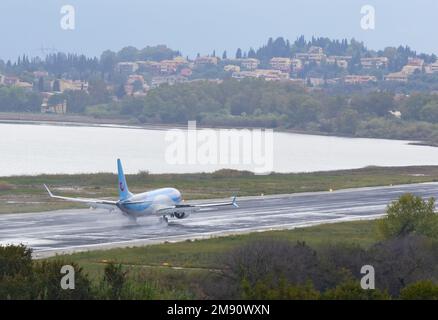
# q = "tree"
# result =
<box><xmin>248</xmin><ymin>48</ymin><xmax>256</xmax><ymax>58</ymax></box>
<box><xmin>48</xmin><ymin>94</ymin><xmax>65</xmax><ymax>106</ymax></box>
<box><xmin>100</xmin><ymin>50</ymin><xmax>117</xmax><ymax>78</ymax></box>
<box><xmin>235</xmin><ymin>48</ymin><xmax>242</xmax><ymax>59</ymax></box>
<box><xmin>33</xmin><ymin>260</ymin><xmax>92</xmax><ymax>299</ymax></box>
<box><xmin>241</xmin><ymin>278</ymin><xmax>321</xmax><ymax>300</ymax></box>
<box><xmin>115</xmin><ymin>83</ymin><xmax>126</xmax><ymax>99</ymax></box>
<box><xmin>0</xmin><ymin>245</ymin><xmax>33</xmax><ymax>279</ymax></box>
<box><xmin>336</xmin><ymin>109</ymin><xmax>359</xmax><ymax>135</ymax></box>
<box><xmin>103</xmin><ymin>263</ymin><xmax>128</xmax><ymax>299</ymax></box>
<box><xmin>64</xmin><ymin>90</ymin><xmax>90</xmax><ymax>113</ymax></box>
<box><xmin>132</xmin><ymin>80</ymin><xmax>144</xmax><ymax>92</ymax></box>
<box><xmin>222</xmin><ymin>51</ymin><xmax>227</xmax><ymax>60</ymax></box>
<box><xmin>322</xmin><ymin>281</ymin><xmax>390</xmax><ymax>300</ymax></box>
<box><xmin>53</xmin><ymin>79</ymin><xmax>61</xmax><ymax>92</ymax></box>
<box><xmin>38</xmin><ymin>77</ymin><xmax>45</xmax><ymax>92</ymax></box>
<box><xmin>88</xmin><ymin>78</ymin><xmax>111</xmax><ymax>105</ymax></box>
<box><xmin>378</xmin><ymin>193</ymin><xmax>438</xmax><ymax>239</ymax></box>
<box><xmin>399</xmin><ymin>280</ymin><xmax>438</xmax><ymax>300</ymax></box>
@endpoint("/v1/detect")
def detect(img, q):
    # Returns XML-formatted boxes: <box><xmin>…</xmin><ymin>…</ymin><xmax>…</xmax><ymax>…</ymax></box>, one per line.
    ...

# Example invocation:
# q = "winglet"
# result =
<box><xmin>44</xmin><ymin>184</ymin><xmax>54</xmax><ymax>198</ymax></box>
<box><xmin>232</xmin><ymin>195</ymin><xmax>239</xmax><ymax>208</ymax></box>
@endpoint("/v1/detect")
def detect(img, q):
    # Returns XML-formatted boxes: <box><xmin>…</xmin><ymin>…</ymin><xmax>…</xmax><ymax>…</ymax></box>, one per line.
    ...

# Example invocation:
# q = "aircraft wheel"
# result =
<box><xmin>159</xmin><ymin>216</ymin><xmax>169</xmax><ymax>224</ymax></box>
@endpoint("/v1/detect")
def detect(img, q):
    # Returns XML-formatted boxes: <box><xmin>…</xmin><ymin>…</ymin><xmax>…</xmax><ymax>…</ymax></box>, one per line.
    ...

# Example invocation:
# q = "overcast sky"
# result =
<box><xmin>0</xmin><ymin>0</ymin><xmax>437</xmax><ymax>61</ymax></box>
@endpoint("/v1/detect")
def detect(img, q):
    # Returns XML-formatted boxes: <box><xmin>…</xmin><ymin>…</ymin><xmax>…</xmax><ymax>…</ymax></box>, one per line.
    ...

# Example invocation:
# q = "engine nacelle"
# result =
<box><xmin>174</xmin><ymin>211</ymin><xmax>190</xmax><ymax>219</ymax></box>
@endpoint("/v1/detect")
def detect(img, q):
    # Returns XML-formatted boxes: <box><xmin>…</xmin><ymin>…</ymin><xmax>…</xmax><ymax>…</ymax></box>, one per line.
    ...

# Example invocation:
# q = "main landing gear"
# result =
<box><xmin>159</xmin><ymin>216</ymin><xmax>169</xmax><ymax>224</ymax></box>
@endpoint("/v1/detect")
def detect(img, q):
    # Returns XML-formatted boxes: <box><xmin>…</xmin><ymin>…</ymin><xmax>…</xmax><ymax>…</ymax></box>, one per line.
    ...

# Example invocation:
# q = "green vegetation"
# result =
<box><xmin>378</xmin><ymin>193</ymin><xmax>438</xmax><ymax>239</ymax></box>
<box><xmin>3</xmin><ymin>192</ymin><xmax>438</xmax><ymax>300</ymax></box>
<box><xmin>3</xmin><ymin>38</ymin><xmax>438</xmax><ymax>145</ymax></box>
<box><xmin>109</xmin><ymin>79</ymin><xmax>438</xmax><ymax>145</ymax></box>
<box><xmin>2</xmin><ymin>165</ymin><xmax>438</xmax><ymax>214</ymax></box>
<box><xmin>53</xmin><ymin>195</ymin><xmax>438</xmax><ymax>300</ymax></box>
<box><xmin>0</xmin><ymin>86</ymin><xmax>41</xmax><ymax>112</ymax></box>
<box><xmin>55</xmin><ymin>220</ymin><xmax>379</xmax><ymax>274</ymax></box>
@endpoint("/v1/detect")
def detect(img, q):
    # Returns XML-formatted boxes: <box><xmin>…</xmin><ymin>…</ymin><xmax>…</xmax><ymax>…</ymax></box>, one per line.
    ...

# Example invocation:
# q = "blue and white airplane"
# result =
<box><xmin>44</xmin><ymin>159</ymin><xmax>238</xmax><ymax>223</ymax></box>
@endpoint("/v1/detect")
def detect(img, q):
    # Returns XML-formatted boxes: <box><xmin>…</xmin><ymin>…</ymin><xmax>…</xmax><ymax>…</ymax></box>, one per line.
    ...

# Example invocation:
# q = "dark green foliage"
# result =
<box><xmin>322</xmin><ymin>281</ymin><xmax>390</xmax><ymax>300</ymax></box>
<box><xmin>400</xmin><ymin>280</ymin><xmax>438</xmax><ymax>300</ymax></box>
<box><xmin>0</xmin><ymin>87</ymin><xmax>41</xmax><ymax>112</ymax></box>
<box><xmin>0</xmin><ymin>245</ymin><xmax>92</xmax><ymax>299</ymax></box>
<box><xmin>203</xmin><ymin>233</ymin><xmax>438</xmax><ymax>300</ymax></box>
<box><xmin>102</xmin><ymin>263</ymin><xmax>128</xmax><ymax>299</ymax></box>
<box><xmin>378</xmin><ymin>193</ymin><xmax>438</xmax><ymax>239</ymax></box>
<box><xmin>32</xmin><ymin>260</ymin><xmax>93</xmax><ymax>299</ymax></box>
<box><xmin>0</xmin><ymin>245</ymin><xmax>33</xmax><ymax>279</ymax></box>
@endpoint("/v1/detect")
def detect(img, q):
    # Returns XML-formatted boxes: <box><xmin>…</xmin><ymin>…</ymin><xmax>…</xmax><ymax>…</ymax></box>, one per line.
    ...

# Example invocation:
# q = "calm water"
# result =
<box><xmin>1</xmin><ymin>122</ymin><xmax>438</xmax><ymax>176</ymax></box>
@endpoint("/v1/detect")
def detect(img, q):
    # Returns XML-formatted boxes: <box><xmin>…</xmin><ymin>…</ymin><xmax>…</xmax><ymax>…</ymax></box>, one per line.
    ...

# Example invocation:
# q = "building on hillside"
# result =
<box><xmin>33</xmin><ymin>71</ymin><xmax>49</xmax><ymax>78</ymax></box>
<box><xmin>195</xmin><ymin>56</ymin><xmax>219</xmax><ymax>66</ymax></box>
<box><xmin>407</xmin><ymin>57</ymin><xmax>424</xmax><ymax>67</ymax></box>
<box><xmin>58</xmin><ymin>79</ymin><xmax>88</xmax><ymax>92</ymax></box>
<box><xmin>384</xmin><ymin>72</ymin><xmax>408</xmax><ymax>82</ymax></box>
<box><xmin>117</xmin><ymin>62</ymin><xmax>139</xmax><ymax>74</ymax></box>
<box><xmin>127</xmin><ymin>74</ymin><xmax>145</xmax><ymax>85</ymax></box>
<box><xmin>307</xmin><ymin>77</ymin><xmax>325</xmax><ymax>86</ymax></box>
<box><xmin>308</xmin><ymin>46</ymin><xmax>324</xmax><ymax>54</ymax></box>
<box><xmin>401</xmin><ymin>65</ymin><xmax>422</xmax><ymax>75</ymax></box>
<box><xmin>326</xmin><ymin>57</ymin><xmax>349</xmax><ymax>69</ymax></box>
<box><xmin>296</xmin><ymin>53</ymin><xmax>326</xmax><ymax>65</ymax></box>
<box><xmin>389</xmin><ymin>110</ymin><xmax>402</xmax><ymax>119</ymax></box>
<box><xmin>137</xmin><ymin>61</ymin><xmax>161</xmax><ymax>73</ymax></box>
<box><xmin>255</xmin><ymin>69</ymin><xmax>289</xmax><ymax>81</ymax></box>
<box><xmin>41</xmin><ymin>93</ymin><xmax>67</xmax><ymax>114</ymax></box>
<box><xmin>270</xmin><ymin>57</ymin><xmax>292</xmax><ymax>72</ymax></box>
<box><xmin>291</xmin><ymin>59</ymin><xmax>303</xmax><ymax>71</ymax></box>
<box><xmin>326</xmin><ymin>78</ymin><xmax>342</xmax><ymax>85</ymax></box>
<box><xmin>158</xmin><ymin>57</ymin><xmax>187</xmax><ymax>75</ymax></box>
<box><xmin>360</xmin><ymin>57</ymin><xmax>389</xmax><ymax>69</ymax></box>
<box><xmin>240</xmin><ymin>58</ymin><xmax>260</xmax><ymax>70</ymax></box>
<box><xmin>15</xmin><ymin>81</ymin><xmax>33</xmax><ymax>91</ymax></box>
<box><xmin>124</xmin><ymin>75</ymin><xmax>148</xmax><ymax>95</ymax></box>
<box><xmin>2</xmin><ymin>76</ymin><xmax>20</xmax><ymax>86</ymax></box>
<box><xmin>224</xmin><ymin>65</ymin><xmax>241</xmax><ymax>73</ymax></box>
<box><xmin>343</xmin><ymin>75</ymin><xmax>377</xmax><ymax>84</ymax></box>
<box><xmin>180</xmin><ymin>68</ymin><xmax>193</xmax><ymax>77</ymax></box>
<box><xmin>425</xmin><ymin>62</ymin><xmax>438</xmax><ymax>74</ymax></box>
<box><xmin>288</xmin><ymin>78</ymin><xmax>306</xmax><ymax>86</ymax></box>
<box><xmin>231</xmin><ymin>69</ymin><xmax>289</xmax><ymax>81</ymax></box>
<box><xmin>231</xmin><ymin>71</ymin><xmax>258</xmax><ymax>80</ymax></box>
<box><xmin>151</xmin><ymin>75</ymin><xmax>188</xmax><ymax>88</ymax></box>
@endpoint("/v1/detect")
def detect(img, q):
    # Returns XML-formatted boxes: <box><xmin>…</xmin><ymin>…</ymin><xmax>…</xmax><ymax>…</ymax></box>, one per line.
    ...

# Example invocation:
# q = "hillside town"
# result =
<box><xmin>1</xmin><ymin>38</ymin><xmax>438</xmax><ymax>114</ymax></box>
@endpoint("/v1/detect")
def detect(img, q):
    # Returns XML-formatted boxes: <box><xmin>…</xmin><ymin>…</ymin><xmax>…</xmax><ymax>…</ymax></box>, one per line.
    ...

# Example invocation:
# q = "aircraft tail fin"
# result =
<box><xmin>117</xmin><ymin>159</ymin><xmax>132</xmax><ymax>201</ymax></box>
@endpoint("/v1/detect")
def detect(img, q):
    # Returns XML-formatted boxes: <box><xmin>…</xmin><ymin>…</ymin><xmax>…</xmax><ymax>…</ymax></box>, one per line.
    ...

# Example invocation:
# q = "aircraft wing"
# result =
<box><xmin>44</xmin><ymin>184</ymin><xmax>119</xmax><ymax>209</ymax></box>
<box><xmin>154</xmin><ymin>196</ymin><xmax>238</xmax><ymax>216</ymax></box>
<box><xmin>193</xmin><ymin>196</ymin><xmax>239</xmax><ymax>208</ymax></box>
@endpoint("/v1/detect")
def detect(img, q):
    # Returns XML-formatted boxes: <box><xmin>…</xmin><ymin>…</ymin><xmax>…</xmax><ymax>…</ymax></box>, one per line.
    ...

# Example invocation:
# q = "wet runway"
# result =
<box><xmin>1</xmin><ymin>182</ymin><xmax>438</xmax><ymax>258</ymax></box>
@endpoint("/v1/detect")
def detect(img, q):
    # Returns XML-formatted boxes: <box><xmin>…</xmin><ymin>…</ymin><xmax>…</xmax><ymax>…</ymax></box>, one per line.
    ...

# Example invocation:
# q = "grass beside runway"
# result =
<box><xmin>50</xmin><ymin>219</ymin><xmax>378</xmax><ymax>279</ymax></box>
<box><xmin>1</xmin><ymin>165</ymin><xmax>438</xmax><ymax>214</ymax></box>
<box><xmin>44</xmin><ymin>219</ymin><xmax>380</xmax><ymax>299</ymax></box>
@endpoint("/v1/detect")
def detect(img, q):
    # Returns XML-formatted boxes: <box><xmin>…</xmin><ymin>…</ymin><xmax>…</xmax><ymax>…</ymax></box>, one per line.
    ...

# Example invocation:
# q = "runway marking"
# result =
<box><xmin>0</xmin><ymin>182</ymin><xmax>437</xmax><ymax>258</ymax></box>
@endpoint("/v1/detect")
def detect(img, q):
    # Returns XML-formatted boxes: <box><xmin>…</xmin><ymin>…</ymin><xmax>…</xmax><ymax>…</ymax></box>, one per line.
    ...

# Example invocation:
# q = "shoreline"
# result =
<box><xmin>0</xmin><ymin>112</ymin><xmax>427</xmax><ymax>145</ymax></box>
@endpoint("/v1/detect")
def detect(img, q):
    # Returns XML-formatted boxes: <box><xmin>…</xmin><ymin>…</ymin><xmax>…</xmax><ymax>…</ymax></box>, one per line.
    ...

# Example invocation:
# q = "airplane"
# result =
<box><xmin>44</xmin><ymin>159</ymin><xmax>238</xmax><ymax>224</ymax></box>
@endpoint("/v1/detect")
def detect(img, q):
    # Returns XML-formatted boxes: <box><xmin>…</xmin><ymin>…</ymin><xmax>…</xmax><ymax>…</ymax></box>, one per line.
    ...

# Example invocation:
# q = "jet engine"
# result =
<box><xmin>174</xmin><ymin>211</ymin><xmax>190</xmax><ymax>219</ymax></box>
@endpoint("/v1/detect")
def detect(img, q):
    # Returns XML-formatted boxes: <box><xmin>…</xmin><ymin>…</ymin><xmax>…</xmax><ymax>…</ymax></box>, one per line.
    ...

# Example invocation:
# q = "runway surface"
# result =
<box><xmin>1</xmin><ymin>182</ymin><xmax>438</xmax><ymax>258</ymax></box>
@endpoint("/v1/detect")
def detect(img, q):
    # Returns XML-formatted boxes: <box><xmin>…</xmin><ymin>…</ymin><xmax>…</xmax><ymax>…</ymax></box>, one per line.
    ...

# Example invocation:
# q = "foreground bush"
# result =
<box><xmin>378</xmin><ymin>193</ymin><xmax>438</xmax><ymax>239</ymax></box>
